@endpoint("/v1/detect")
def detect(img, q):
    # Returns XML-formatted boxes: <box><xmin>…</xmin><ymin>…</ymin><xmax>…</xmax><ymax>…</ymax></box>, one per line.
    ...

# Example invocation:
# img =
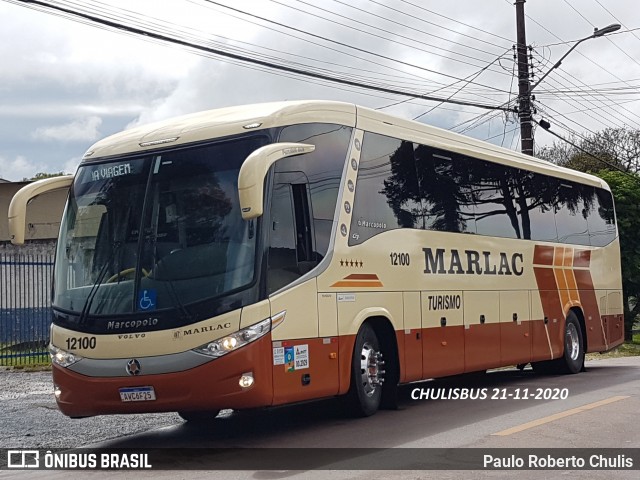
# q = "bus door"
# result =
<box><xmin>267</xmin><ymin>172</ymin><xmax>339</xmax><ymax>404</ymax></box>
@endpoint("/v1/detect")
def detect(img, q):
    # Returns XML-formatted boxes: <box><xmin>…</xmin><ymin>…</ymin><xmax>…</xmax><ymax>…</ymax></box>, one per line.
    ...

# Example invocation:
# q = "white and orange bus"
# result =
<box><xmin>9</xmin><ymin>100</ymin><xmax>624</xmax><ymax>420</ymax></box>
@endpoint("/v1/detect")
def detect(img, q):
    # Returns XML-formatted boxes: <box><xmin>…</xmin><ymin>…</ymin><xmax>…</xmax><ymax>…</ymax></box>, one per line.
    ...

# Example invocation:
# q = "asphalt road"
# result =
<box><xmin>1</xmin><ymin>355</ymin><xmax>639</xmax><ymax>479</ymax></box>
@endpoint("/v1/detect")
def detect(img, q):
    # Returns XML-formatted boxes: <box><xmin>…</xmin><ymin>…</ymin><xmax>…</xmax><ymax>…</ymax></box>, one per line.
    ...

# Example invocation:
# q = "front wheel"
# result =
<box><xmin>346</xmin><ymin>324</ymin><xmax>385</xmax><ymax>417</ymax></box>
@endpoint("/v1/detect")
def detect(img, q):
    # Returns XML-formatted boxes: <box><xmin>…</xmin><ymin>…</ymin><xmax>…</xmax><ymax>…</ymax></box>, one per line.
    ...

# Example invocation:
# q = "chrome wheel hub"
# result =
<box><xmin>566</xmin><ymin>322</ymin><xmax>580</xmax><ymax>361</ymax></box>
<box><xmin>359</xmin><ymin>342</ymin><xmax>385</xmax><ymax>397</ymax></box>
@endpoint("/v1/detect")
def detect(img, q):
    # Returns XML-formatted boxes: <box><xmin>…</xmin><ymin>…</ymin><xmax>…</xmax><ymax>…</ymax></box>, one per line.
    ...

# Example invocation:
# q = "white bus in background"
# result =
<box><xmin>9</xmin><ymin>100</ymin><xmax>624</xmax><ymax>420</ymax></box>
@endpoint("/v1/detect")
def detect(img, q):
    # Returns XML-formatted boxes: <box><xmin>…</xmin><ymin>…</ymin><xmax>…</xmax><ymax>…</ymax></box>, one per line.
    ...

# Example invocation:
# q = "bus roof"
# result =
<box><xmin>83</xmin><ymin>100</ymin><xmax>356</xmax><ymax>160</ymax></box>
<box><xmin>83</xmin><ymin>100</ymin><xmax>608</xmax><ymax>190</ymax></box>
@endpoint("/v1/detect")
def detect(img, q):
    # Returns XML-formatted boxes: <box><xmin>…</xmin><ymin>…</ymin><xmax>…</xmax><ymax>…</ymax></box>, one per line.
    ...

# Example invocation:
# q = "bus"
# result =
<box><xmin>8</xmin><ymin>100</ymin><xmax>624</xmax><ymax>420</ymax></box>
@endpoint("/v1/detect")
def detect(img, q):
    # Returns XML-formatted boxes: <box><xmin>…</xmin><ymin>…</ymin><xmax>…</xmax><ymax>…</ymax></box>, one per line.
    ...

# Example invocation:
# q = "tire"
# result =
<box><xmin>557</xmin><ymin>312</ymin><xmax>585</xmax><ymax>374</ymax></box>
<box><xmin>346</xmin><ymin>324</ymin><xmax>384</xmax><ymax>417</ymax></box>
<box><xmin>178</xmin><ymin>410</ymin><xmax>220</xmax><ymax>423</ymax></box>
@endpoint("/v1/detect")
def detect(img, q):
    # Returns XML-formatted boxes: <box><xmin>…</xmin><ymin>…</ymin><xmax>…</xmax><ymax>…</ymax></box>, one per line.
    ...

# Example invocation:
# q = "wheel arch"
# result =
<box><xmin>343</xmin><ymin>315</ymin><xmax>401</xmax><ymax>413</ymax></box>
<box><xmin>345</xmin><ymin>313</ymin><xmax>401</xmax><ymax>403</ymax></box>
<box><xmin>365</xmin><ymin>316</ymin><xmax>400</xmax><ymax>391</ymax></box>
<box><xmin>340</xmin><ymin>310</ymin><xmax>401</xmax><ymax>393</ymax></box>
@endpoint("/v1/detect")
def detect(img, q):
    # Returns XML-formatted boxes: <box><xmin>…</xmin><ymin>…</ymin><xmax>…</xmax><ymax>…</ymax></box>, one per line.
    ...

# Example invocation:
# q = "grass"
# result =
<box><xmin>587</xmin><ymin>341</ymin><xmax>640</xmax><ymax>359</ymax></box>
<box><xmin>0</xmin><ymin>354</ymin><xmax>50</xmax><ymax>369</ymax></box>
<box><xmin>0</xmin><ymin>342</ymin><xmax>50</xmax><ymax>368</ymax></box>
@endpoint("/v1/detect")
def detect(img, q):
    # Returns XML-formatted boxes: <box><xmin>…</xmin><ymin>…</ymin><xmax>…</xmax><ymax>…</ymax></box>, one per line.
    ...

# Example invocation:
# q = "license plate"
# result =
<box><xmin>119</xmin><ymin>386</ymin><xmax>156</xmax><ymax>402</ymax></box>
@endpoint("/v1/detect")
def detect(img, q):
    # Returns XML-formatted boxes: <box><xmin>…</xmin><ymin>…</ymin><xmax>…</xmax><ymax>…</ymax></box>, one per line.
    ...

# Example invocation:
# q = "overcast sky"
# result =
<box><xmin>1</xmin><ymin>0</ymin><xmax>640</xmax><ymax>181</ymax></box>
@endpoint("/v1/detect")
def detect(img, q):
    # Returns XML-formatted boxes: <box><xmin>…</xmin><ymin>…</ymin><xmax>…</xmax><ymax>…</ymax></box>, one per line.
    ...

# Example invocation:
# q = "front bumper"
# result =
<box><xmin>52</xmin><ymin>334</ymin><xmax>274</xmax><ymax>417</ymax></box>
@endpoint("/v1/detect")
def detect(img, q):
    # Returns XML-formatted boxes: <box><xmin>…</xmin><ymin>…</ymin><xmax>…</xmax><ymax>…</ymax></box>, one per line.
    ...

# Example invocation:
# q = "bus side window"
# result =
<box><xmin>267</xmin><ymin>174</ymin><xmax>316</xmax><ymax>294</ymax></box>
<box><xmin>278</xmin><ymin>123</ymin><xmax>352</xmax><ymax>260</ymax></box>
<box><xmin>291</xmin><ymin>183</ymin><xmax>315</xmax><ymax>266</ymax></box>
<box><xmin>267</xmin><ymin>180</ymin><xmax>300</xmax><ymax>294</ymax></box>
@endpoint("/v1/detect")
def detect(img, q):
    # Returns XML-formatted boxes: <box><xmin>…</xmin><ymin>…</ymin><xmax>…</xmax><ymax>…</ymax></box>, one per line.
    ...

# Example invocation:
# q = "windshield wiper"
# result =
<box><xmin>164</xmin><ymin>276</ymin><xmax>194</xmax><ymax>323</ymax></box>
<box><xmin>78</xmin><ymin>241</ymin><xmax>122</xmax><ymax>324</ymax></box>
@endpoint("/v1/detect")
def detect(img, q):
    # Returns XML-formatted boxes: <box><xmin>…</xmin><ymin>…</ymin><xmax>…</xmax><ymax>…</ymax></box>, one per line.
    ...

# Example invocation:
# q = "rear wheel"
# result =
<box><xmin>346</xmin><ymin>324</ymin><xmax>385</xmax><ymax>417</ymax></box>
<box><xmin>178</xmin><ymin>410</ymin><xmax>220</xmax><ymax>423</ymax></box>
<box><xmin>557</xmin><ymin>312</ymin><xmax>584</xmax><ymax>374</ymax></box>
<box><xmin>533</xmin><ymin>311</ymin><xmax>584</xmax><ymax>375</ymax></box>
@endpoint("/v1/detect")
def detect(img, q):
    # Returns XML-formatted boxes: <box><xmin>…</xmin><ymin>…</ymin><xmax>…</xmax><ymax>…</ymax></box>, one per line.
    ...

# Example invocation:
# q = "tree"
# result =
<box><xmin>537</xmin><ymin>127</ymin><xmax>640</xmax><ymax>173</ymax></box>
<box><xmin>22</xmin><ymin>172</ymin><xmax>66</xmax><ymax>181</ymax></box>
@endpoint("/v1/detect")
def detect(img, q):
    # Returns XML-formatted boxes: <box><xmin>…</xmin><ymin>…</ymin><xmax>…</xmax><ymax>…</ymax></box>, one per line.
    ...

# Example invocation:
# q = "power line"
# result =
<box><xmin>534</xmin><ymin>118</ymin><xmax>640</xmax><ymax>180</ymax></box>
<box><xmin>412</xmin><ymin>50</ymin><xmax>511</xmax><ymax>120</ymax></box>
<box><xmin>282</xmin><ymin>0</ymin><xmax>505</xmax><ymax>65</ymax></box>
<box><xmin>536</xmin><ymin>103</ymin><xmax>640</xmax><ymax>169</ymax></box>
<box><xmin>183</xmin><ymin>0</ymin><xmax>456</xmax><ymax>92</ymax></box>
<box><xmin>561</xmin><ymin>0</ymin><xmax>640</xmax><ymax>70</ymax></box>
<box><xmin>530</xmin><ymin>49</ymin><xmax>640</xmax><ymax>129</ymax></box>
<box><xmin>486</xmin><ymin>125</ymin><xmax>519</xmax><ymax>142</ymax></box>
<box><xmin>370</xmin><ymin>0</ymin><xmax>512</xmax><ymax>51</ymax></box>
<box><xmin>592</xmin><ymin>0</ymin><xmax>640</xmax><ymax>46</ymax></box>
<box><xmin>376</xmin><ymin>48</ymin><xmax>512</xmax><ymax>114</ymax></box>
<box><xmin>191</xmin><ymin>0</ymin><xmax>511</xmax><ymax>103</ymax></box>
<box><xmin>201</xmin><ymin>0</ymin><xmax>511</xmax><ymax>93</ymax></box>
<box><xmin>506</xmin><ymin>0</ymin><xmax>640</xmax><ymax>103</ymax></box>
<box><xmin>10</xmin><ymin>0</ymin><xmax>514</xmax><ymax>112</ymax></box>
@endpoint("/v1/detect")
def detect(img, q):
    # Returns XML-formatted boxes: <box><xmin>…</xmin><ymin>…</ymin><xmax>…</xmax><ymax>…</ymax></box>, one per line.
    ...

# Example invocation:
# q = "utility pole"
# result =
<box><xmin>515</xmin><ymin>0</ymin><xmax>534</xmax><ymax>156</ymax></box>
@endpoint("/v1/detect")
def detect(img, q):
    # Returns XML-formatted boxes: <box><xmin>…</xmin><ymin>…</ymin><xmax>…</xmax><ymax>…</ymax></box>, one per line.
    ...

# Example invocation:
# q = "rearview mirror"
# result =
<box><xmin>238</xmin><ymin>142</ymin><xmax>315</xmax><ymax>220</ymax></box>
<box><xmin>8</xmin><ymin>175</ymin><xmax>74</xmax><ymax>245</ymax></box>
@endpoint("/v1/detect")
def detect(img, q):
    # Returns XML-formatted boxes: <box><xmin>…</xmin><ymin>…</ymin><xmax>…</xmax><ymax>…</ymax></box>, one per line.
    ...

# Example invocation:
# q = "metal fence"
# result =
<box><xmin>0</xmin><ymin>252</ymin><xmax>54</xmax><ymax>366</ymax></box>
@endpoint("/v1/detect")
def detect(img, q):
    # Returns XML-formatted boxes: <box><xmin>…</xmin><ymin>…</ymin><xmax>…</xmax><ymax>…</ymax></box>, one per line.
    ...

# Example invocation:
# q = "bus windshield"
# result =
<box><xmin>54</xmin><ymin>135</ymin><xmax>267</xmax><ymax>318</ymax></box>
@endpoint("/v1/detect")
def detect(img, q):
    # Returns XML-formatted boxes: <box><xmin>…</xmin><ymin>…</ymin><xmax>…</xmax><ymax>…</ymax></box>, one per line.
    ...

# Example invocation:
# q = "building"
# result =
<box><xmin>0</xmin><ymin>178</ymin><xmax>68</xmax><ymax>252</ymax></box>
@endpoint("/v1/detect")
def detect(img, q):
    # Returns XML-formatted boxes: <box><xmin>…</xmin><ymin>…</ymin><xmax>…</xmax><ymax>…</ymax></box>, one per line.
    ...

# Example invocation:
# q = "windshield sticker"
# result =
<box><xmin>92</xmin><ymin>163</ymin><xmax>132</xmax><ymax>181</ymax></box>
<box><xmin>83</xmin><ymin>162</ymin><xmax>142</xmax><ymax>183</ymax></box>
<box><xmin>138</xmin><ymin>289</ymin><xmax>157</xmax><ymax>311</ymax></box>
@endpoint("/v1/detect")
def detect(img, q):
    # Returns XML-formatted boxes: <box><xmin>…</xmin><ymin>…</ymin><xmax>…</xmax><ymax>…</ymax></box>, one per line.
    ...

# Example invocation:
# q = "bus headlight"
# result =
<box><xmin>49</xmin><ymin>344</ymin><xmax>82</xmax><ymax>368</ymax></box>
<box><xmin>193</xmin><ymin>317</ymin><xmax>272</xmax><ymax>358</ymax></box>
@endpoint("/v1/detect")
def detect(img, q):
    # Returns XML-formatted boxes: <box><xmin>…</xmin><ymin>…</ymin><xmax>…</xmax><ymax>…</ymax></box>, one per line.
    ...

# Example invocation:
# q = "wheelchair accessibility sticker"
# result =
<box><xmin>138</xmin><ymin>289</ymin><xmax>157</xmax><ymax>311</ymax></box>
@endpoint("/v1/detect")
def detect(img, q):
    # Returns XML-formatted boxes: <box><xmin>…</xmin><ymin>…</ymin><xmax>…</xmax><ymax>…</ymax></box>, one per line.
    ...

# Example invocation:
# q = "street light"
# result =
<box><xmin>530</xmin><ymin>23</ymin><xmax>621</xmax><ymax>91</ymax></box>
<box><xmin>519</xmin><ymin>22</ymin><xmax>621</xmax><ymax>156</ymax></box>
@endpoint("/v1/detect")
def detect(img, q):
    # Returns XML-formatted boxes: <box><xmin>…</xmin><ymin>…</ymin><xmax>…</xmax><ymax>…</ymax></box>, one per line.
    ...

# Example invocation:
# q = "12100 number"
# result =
<box><xmin>65</xmin><ymin>336</ymin><xmax>97</xmax><ymax>350</ymax></box>
<box><xmin>390</xmin><ymin>252</ymin><xmax>410</xmax><ymax>266</ymax></box>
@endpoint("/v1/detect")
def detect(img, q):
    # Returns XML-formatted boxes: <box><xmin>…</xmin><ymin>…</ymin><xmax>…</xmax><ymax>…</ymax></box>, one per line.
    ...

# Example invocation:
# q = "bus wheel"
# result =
<box><xmin>347</xmin><ymin>323</ymin><xmax>384</xmax><ymax>417</ymax></box>
<box><xmin>557</xmin><ymin>312</ymin><xmax>584</xmax><ymax>374</ymax></box>
<box><xmin>533</xmin><ymin>312</ymin><xmax>584</xmax><ymax>375</ymax></box>
<box><xmin>178</xmin><ymin>410</ymin><xmax>220</xmax><ymax>423</ymax></box>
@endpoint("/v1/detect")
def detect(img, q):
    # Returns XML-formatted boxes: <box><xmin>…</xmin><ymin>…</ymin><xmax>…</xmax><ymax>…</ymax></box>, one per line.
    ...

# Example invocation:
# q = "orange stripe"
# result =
<box><xmin>565</xmin><ymin>267</ymin><xmax>578</xmax><ymax>291</ymax></box>
<box><xmin>554</xmin><ymin>267</ymin><xmax>571</xmax><ymax>311</ymax></box>
<box><xmin>553</xmin><ymin>247</ymin><xmax>565</xmax><ymax>267</ymax></box>
<box><xmin>563</xmin><ymin>247</ymin><xmax>574</xmax><ymax>267</ymax></box>
<box><xmin>331</xmin><ymin>281</ymin><xmax>384</xmax><ymax>288</ymax></box>
<box><xmin>344</xmin><ymin>274</ymin><xmax>379</xmax><ymax>280</ymax></box>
